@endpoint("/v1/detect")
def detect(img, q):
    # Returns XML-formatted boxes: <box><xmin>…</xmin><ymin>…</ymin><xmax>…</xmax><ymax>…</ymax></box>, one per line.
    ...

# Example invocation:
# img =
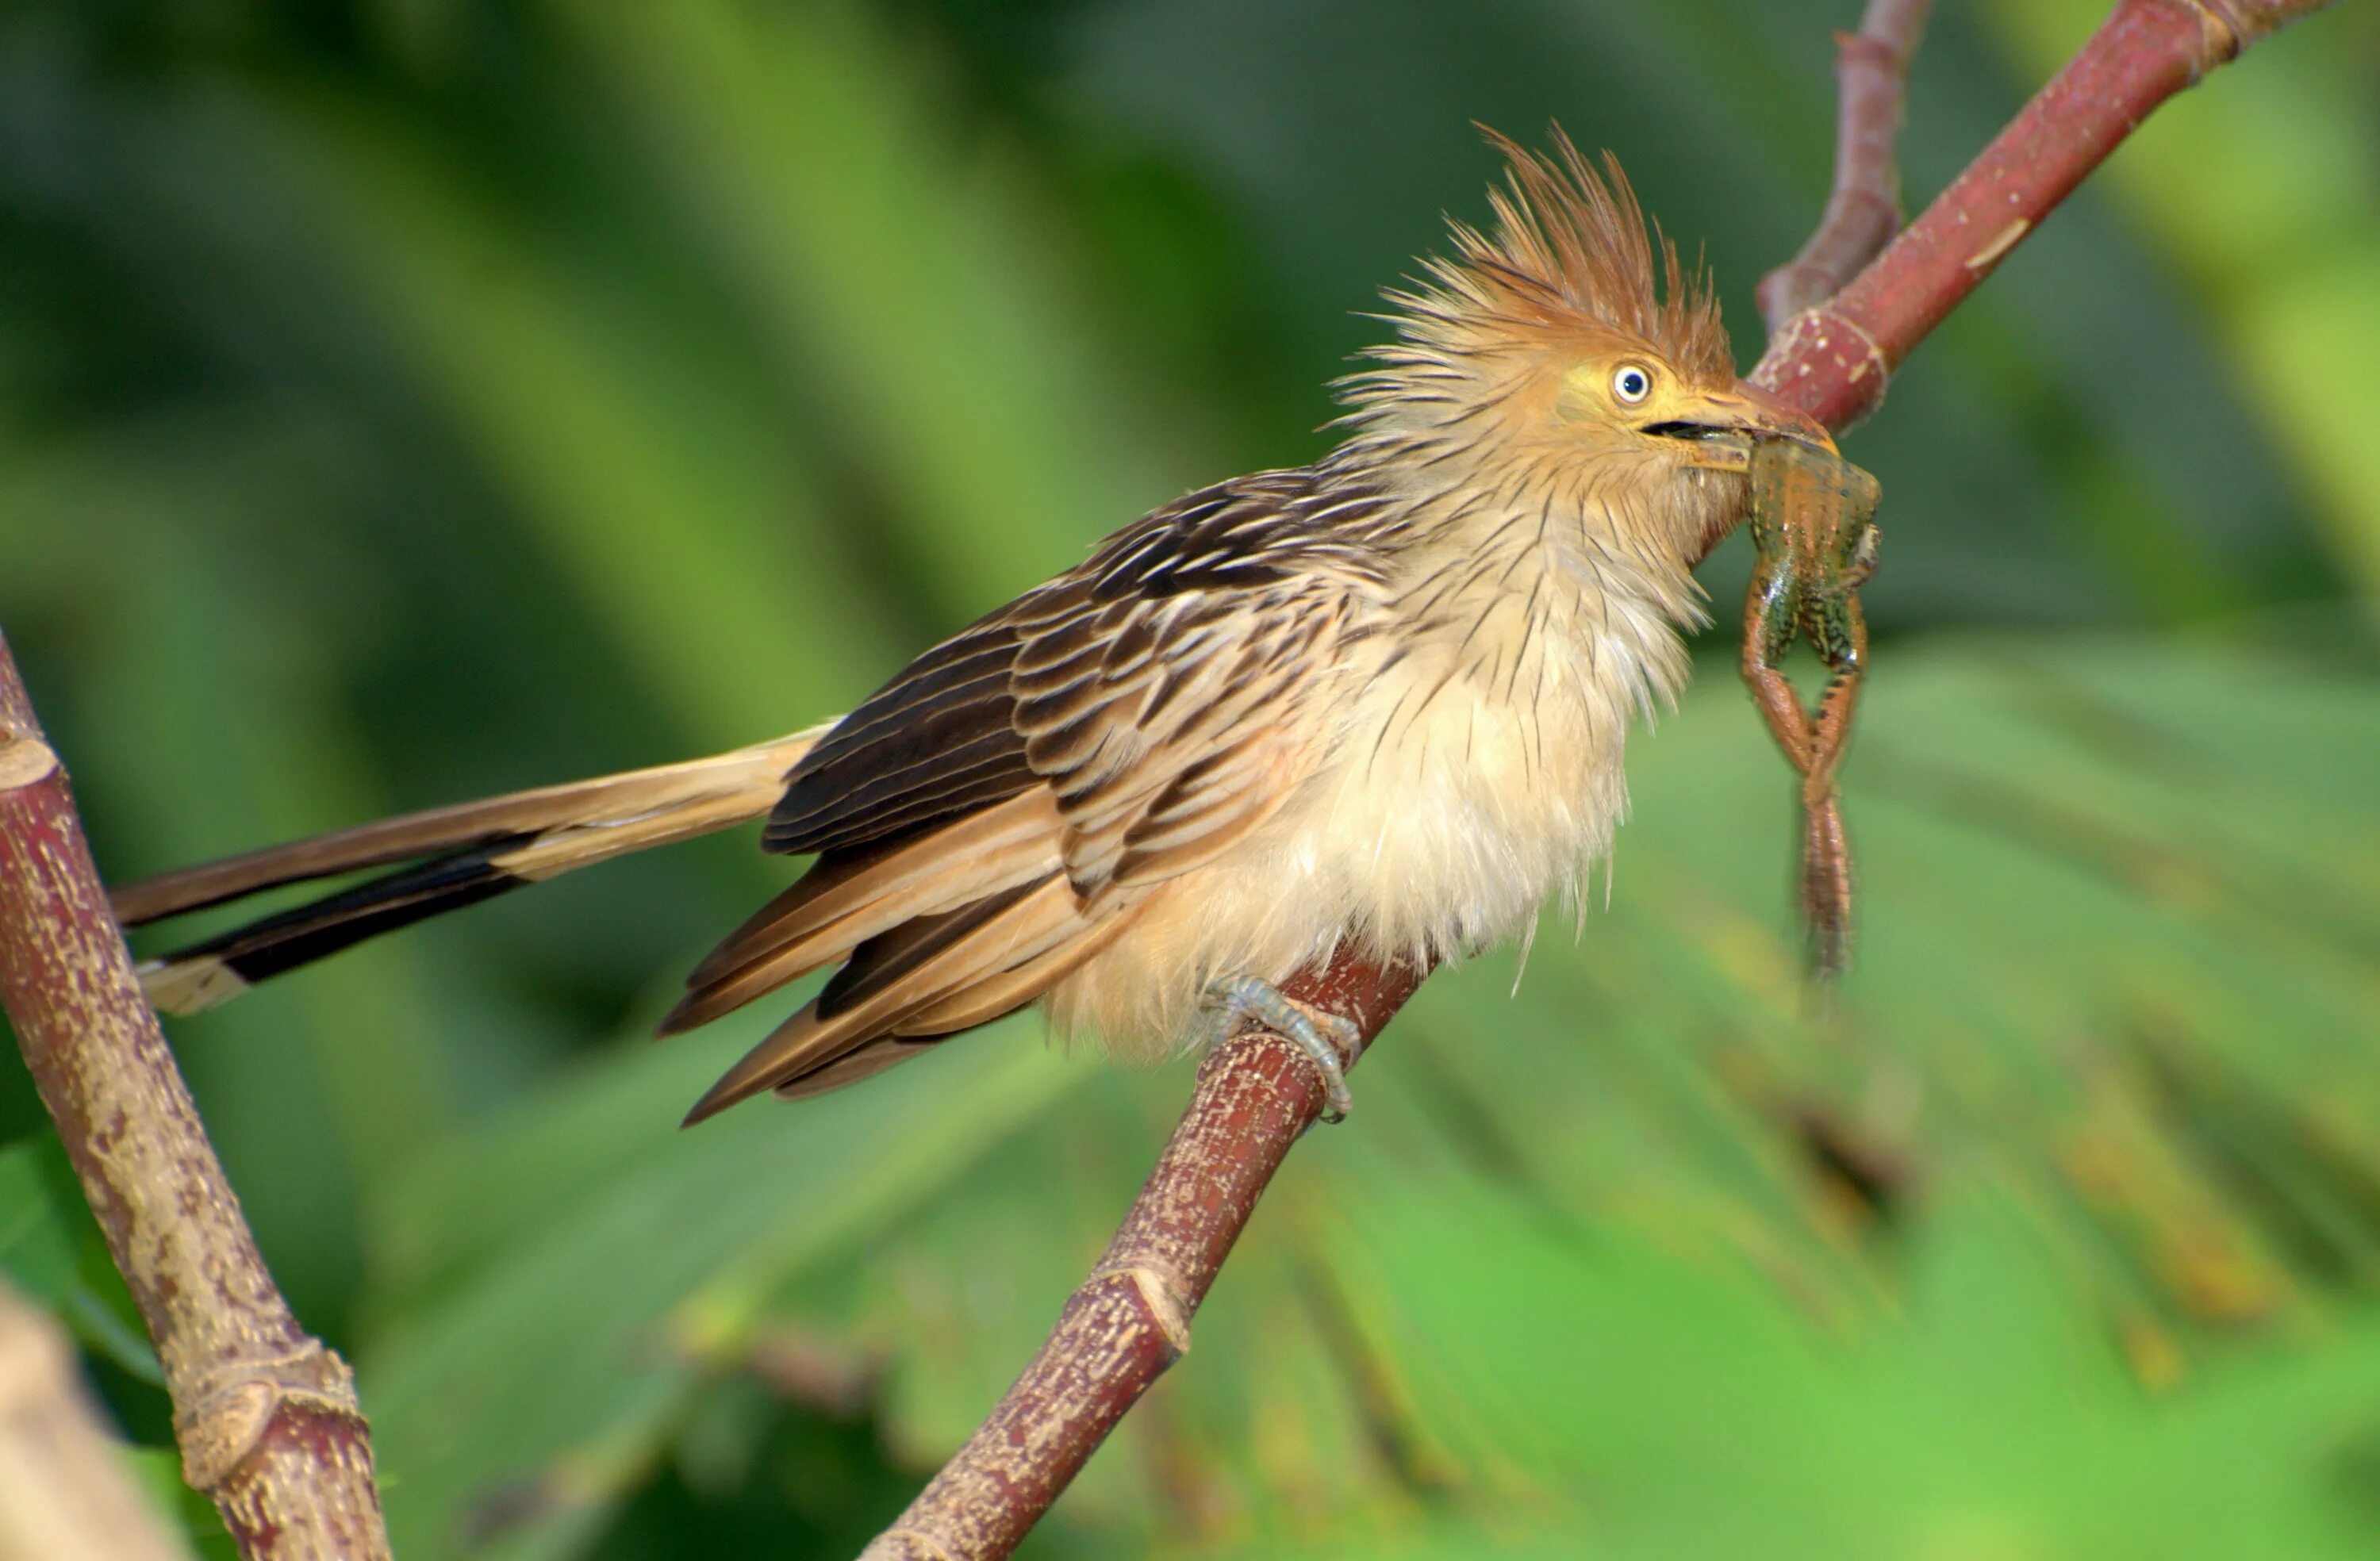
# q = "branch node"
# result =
<box><xmin>0</xmin><ymin>732</ymin><xmax>59</xmax><ymax>790</ymax></box>
<box><xmin>1833</xmin><ymin>29</ymin><xmax>1906</xmax><ymax>74</ymax></box>
<box><xmin>1758</xmin><ymin>305</ymin><xmax>1891</xmax><ymax>419</ymax></box>
<box><xmin>0</xmin><ymin>628</ymin><xmax>393</xmax><ymax>1555</ymax></box>
<box><xmin>2170</xmin><ymin>0</ymin><xmax>2251</xmax><ymax>73</ymax></box>
<box><xmin>173</xmin><ymin>1342</ymin><xmax>362</xmax><ymax>1494</ymax></box>
<box><xmin>1088</xmin><ymin>1260</ymin><xmax>1195</xmax><ymax>1357</ymax></box>
<box><xmin>1963</xmin><ymin>217</ymin><xmax>2033</xmax><ymax>273</ymax></box>
<box><xmin>850</xmin><ymin>0</ymin><xmax>2351</xmax><ymax>1547</ymax></box>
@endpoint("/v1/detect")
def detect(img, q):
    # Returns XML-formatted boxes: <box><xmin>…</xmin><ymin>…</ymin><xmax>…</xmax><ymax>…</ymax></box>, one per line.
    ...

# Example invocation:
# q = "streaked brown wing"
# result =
<box><xmin>758</xmin><ymin>468</ymin><xmax>1391</xmax><ymax>863</ymax></box>
<box><xmin>677</xmin><ymin>468</ymin><xmax>1394</xmax><ymax>1116</ymax></box>
<box><xmin>763</xmin><ymin>613</ymin><xmax>1036</xmax><ymax>857</ymax></box>
<box><xmin>1023</xmin><ymin>470</ymin><xmax>1395</xmax><ymax>898</ymax></box>
<box><xmin>1015</xmin><ymin>581</ymin><xmax>1349</xmax><ymax>901</ymax></box>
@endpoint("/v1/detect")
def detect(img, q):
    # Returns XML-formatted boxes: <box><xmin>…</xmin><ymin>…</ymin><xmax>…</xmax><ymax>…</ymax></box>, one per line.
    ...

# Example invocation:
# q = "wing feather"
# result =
<box><xmin>770</xmin><ymin>1038</ymin><xmax>941</xmax><ymax>1101</ymax></box>
<box><xmin>1020</xmin><ymin>585</ymin><xmax>1346</xmax><ymax>903</ymax></box>
<box><xmin>662</xmin><ymin>789</ymin><xmax>1064</xmax><ymax>1035</ymax></box>
<box><xmin>680</xmin><ymin>876</ymin><xmax>1081</xmax><ymax>1122</ymax></box>
<box><xmin>888</xmin><ymin>903</ymin><xmax>1142</xmax><ymax>1036</ymax></box>
<box><xmin>766</xmin><ymin>618</ymin><xmax>1035</xmax><ymax>855</ymax></box>
<box><xmin>673</xmin><ymin>466</ymin><xmax>1396</xmax><ymax>1119</ymax></box>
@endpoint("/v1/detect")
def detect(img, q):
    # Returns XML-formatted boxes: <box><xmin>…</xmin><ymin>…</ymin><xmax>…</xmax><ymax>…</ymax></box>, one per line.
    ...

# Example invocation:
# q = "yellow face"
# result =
<box><xmin>1555</xmin><ymin>354</ymin><xmax>1833</xmax><ymax>473</ymax></box>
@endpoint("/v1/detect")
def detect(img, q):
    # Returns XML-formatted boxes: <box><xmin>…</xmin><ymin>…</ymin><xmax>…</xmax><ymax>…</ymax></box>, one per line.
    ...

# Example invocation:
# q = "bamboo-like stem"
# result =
<box><xmin>0</xmin><ymin>633</ymin><xmax>392</xmax><ymax>1560</ymax></box>
<box><xmin>1756</xmin><ymin>0</ymin><xmax>1933</xmax><ymax>334</ymax></box>
<box><xmin>862</xmin><ymin>2</ymin><xmax>2342</xmax><ymax>1556</ymax></box>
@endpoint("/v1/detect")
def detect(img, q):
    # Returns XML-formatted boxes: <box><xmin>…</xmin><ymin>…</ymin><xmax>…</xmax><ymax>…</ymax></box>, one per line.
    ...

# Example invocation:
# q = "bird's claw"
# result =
<box><xmin>1207</xmin><ymin>976</ymin><xmax>1362</xmax><ymax>1122</ymax></box>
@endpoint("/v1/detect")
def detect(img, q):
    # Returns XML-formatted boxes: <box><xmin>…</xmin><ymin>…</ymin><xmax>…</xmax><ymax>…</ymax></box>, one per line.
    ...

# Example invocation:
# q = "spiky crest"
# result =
<box><xmin>1338</xmin><ymin>126</ymin><xmax>1732</xmax><ymax>428</ymax></box>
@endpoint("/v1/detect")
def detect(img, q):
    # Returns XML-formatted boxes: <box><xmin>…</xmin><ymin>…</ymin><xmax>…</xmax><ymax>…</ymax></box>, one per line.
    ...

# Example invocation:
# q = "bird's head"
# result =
<box><xmin>1338</xmin><ymin>128</ymin><xmax>1829</xmax><ymax>562</ymax></box>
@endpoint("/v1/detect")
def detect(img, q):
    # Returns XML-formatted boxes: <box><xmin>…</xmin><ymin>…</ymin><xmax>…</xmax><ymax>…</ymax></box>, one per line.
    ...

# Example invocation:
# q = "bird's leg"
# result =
<box><xmin>1205</xmin><ymin>975</ymin><xmax>1363</xmax><ymax>1122</ymax></box>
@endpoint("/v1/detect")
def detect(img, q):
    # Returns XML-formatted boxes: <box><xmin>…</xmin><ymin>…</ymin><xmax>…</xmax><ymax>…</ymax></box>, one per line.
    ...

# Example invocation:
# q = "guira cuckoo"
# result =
<box><xmin>113</xmin><ymin>131</ymin><xmax>1831</xmax><ymax>1125</ymax></box>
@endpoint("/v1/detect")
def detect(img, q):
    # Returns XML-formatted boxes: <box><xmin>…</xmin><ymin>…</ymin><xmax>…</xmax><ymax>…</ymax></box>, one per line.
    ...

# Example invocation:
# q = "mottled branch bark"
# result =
<box><xmin>1756</xmin><ymin>0</ymin><xmax>1932</xmax><ymax>334</ymax></box>
<box><xmin>0</xmin><ymin>632</ymin><xmax>391</xmax><ymax>1560</ymax></box>
<box><xmin>859</xmin><ymin>2</ymin><xmax>2342</xmax><ymax>1556</ymax></box>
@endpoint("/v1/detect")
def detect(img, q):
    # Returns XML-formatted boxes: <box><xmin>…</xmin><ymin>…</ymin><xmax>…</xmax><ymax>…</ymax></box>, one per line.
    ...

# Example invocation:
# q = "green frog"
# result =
<box><xmin>1740</xmin><ymin>435</ymin><xmax>1882</xmax><ymax>978</ymax></box>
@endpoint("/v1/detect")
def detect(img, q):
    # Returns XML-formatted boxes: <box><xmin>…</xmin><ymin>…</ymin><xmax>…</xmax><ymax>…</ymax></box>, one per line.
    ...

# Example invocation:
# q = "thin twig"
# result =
<box><xmin>1743</xmin><ymin>0</ymin><xmax>2339</xmax><ymax>445</ymax></box>
<box><xmin>0</xmin><ymin>1275</ymin><xmax>194</xmax><ymax>1561</ymax></box>
<box><xmin>1756</xmin><ymin>0</ymin><xmax>1933</xmax><ymax>334</ymax></box>
<box><xmin>0</xmin><ymin>632</ymin><xmax>392</xmax><ymax>1560</ymax></box>
<box><xmin>866</xmin><ymin>1</ymin><xmax>2338</xmax><ymax>1553</ymax></box>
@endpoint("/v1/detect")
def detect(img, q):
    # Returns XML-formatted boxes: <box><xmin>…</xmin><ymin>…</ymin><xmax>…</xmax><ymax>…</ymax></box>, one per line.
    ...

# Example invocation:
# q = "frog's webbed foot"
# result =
<box><xmin>1203</xmin><ymin>976</ymin><xmax>1363</xmax><ymax>1122</ymax></box>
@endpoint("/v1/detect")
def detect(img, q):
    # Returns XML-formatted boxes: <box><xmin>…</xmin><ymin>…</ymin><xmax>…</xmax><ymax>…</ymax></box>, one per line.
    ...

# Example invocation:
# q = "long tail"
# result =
<box><xmin>113</xmin><ymin>725</ymin><xmax>833</xmax><ymax>1014</ymax></box>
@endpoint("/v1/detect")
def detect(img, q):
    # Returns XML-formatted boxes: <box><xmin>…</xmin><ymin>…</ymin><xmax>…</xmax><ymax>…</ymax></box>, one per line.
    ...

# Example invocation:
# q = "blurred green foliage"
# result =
<box><xmin>3</xmin><ymin>2</ymin><xmax>2379</xmax><ymax>1557</ymax></box>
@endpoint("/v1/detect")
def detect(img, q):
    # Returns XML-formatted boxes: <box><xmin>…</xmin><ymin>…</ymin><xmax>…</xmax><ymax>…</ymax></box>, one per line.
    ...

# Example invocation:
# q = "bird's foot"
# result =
<box><xmin>1206</xmin><ymin>975</ymin><xmax>1363</xmax><ymax>1122</ymax></box>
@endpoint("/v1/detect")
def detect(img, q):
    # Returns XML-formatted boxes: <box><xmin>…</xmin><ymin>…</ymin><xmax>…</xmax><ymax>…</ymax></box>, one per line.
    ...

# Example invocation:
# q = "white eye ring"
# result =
<box><xmin>1611</xmin><ymin>363</ymin><xmax>1653</xmax><ymax>405</ymax></box>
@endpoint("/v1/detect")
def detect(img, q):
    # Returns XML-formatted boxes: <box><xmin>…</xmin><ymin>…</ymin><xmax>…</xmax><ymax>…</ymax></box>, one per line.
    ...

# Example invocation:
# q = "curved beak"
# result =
<box><xmin>1642</xmin><ymin>379</ymin><xmax>1834</xmax><ymax>471</ymax></box>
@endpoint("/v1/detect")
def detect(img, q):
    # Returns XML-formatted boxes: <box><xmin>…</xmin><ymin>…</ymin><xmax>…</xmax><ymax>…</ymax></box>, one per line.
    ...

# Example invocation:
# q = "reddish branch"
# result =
<box><xmin>1752</xmin><ymin>0</ymin><xmax>2338</xmax><ymax>439</ymax></box>
<box><xmin>861</xmin><ymin>2</ymin><xmax>2339</xmax><ymax>1557</ymax></box>
<box><xmin>1756</xmin><ymin>0</ymin><xmax>1933</xmax><ymax>334</ymax></box>
<box><xmin>0</xmin><ymin>634</ymin><xmax>393</xmax><ymax>1560</ymax></box>
<box><xmin>863</xmin><ymin>954</ymin><xmax>1426</xmax><ymax>1561</ymax></box>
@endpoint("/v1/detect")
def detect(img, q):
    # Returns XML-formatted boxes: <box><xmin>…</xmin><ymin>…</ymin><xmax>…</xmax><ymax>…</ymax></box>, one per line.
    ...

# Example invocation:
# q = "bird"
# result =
<box><xmin>112</xmin><ymin>129</ymin><xmax>1829</xmax><ymax>1126</ymax></box>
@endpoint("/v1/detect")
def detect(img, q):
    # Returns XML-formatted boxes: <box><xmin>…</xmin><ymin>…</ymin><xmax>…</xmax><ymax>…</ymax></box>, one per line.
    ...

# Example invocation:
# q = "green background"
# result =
<box><xmin>5</xmin><ymin>1</ymin><xmax>2380</xmax><ymax>1556</ymax></box>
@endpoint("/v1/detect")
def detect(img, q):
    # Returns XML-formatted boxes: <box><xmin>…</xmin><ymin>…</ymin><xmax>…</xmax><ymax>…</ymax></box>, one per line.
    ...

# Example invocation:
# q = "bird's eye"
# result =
<box><xmin>1611</xmin><ymin>363</ymin><xmax>1653</xmax><ymax>405</ymax></box>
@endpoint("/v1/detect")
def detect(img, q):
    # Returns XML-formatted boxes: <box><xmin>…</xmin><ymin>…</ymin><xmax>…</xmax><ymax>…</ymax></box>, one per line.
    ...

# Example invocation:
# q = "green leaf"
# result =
<box><xmin>0</xmin><ymin>1136</ymin><xmax>79</xmax><ymax>1310</ymax></box>
<box><xmin>1245</xmin><ymin>1186</ymin><xmax>2380</xmax><ymax>1560</ymax></box>
<box><xmin>356</xmin><ymin>633</ymin><xmax>2380</xmax><ymax>1557</ymax></box>
<box><xmin>0</xmin><ymin>1134</ymin><xmax>163</xmax><ymax>1386</ymax></box>
<box><xmin>361</xmin><ymin>1001</ymin><xmax>1088</xmax><ymax>1559</ymax></box>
